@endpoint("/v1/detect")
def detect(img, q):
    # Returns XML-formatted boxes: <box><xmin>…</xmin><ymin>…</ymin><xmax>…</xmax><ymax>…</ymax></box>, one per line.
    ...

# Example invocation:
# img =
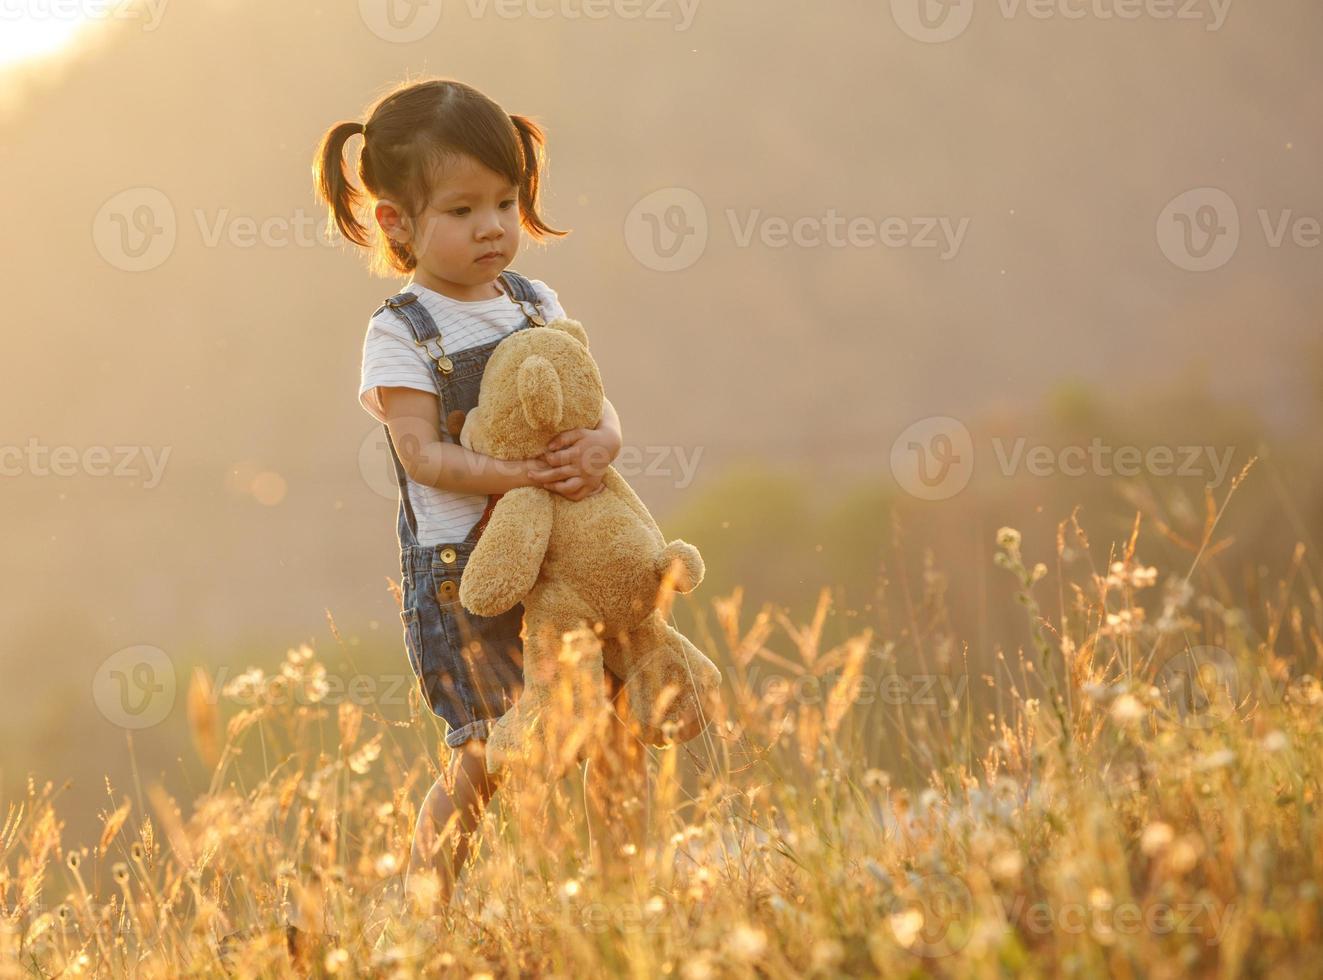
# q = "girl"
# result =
<box><xmin>313</xmin><ymin>78</ymin><xmax>644</xmax><ymax>916</ymax></box>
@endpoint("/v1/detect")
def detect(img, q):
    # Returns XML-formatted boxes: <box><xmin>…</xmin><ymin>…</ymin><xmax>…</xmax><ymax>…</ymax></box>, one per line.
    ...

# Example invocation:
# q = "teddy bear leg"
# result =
<box><xmin>486</xmin><ymin>589</ymin><xmax>610</xmax><ymax>780</ymax></box>
<box><xmin>612</xmin><ymin>611</ymin><xmax>723</xmax><ymax>747</ymax></box>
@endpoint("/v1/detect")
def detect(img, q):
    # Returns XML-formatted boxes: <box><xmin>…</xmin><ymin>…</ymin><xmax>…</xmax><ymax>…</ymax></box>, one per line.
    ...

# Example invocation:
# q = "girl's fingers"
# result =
<box><xmin>543</xmin><ymin>446</ymin><xmax>582</xmax><ymax>466</ymax></box>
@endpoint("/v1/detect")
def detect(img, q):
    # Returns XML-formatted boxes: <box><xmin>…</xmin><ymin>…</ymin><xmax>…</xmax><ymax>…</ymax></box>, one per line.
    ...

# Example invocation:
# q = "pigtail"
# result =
<box><xmin>312</xmin><ymin>121</ymin><xmax>372</xmax><ymax>248</ymax></box>
<box><xmin>509</xmin><ymin>114</ymin><xmax>569</xmax><ymax>241</ymax></box>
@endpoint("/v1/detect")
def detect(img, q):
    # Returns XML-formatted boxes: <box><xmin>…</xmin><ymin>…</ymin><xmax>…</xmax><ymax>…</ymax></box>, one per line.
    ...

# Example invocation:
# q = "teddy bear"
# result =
<box><xmin>456</xmin><ymin>317</ymin><xmax>722</xmax><ymax>777</ymax></box>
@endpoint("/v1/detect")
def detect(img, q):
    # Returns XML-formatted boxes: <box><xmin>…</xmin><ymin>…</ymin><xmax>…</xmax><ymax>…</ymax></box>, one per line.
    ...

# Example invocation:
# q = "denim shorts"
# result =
<box><xmin>399</xmin><ymin>541</ymin><xmax>526</xmax><ymax>748</ymax></box>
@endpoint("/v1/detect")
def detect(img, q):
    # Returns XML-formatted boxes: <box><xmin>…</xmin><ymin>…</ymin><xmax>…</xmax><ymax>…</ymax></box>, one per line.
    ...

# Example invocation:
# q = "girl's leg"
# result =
<box><xmin>584</xmin><ymin>670</ymin><xmax>649</xmax><ymax>879</ymax></box>
<box><xmin>406</xmin><ymin>739</ymin><xmax>502</xmax><ymax>913</ymax></box>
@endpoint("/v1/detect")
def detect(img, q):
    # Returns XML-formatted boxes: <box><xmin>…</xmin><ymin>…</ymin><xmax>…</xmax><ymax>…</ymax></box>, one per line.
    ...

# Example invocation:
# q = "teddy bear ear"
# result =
<box><xmin>546</xmin><ymin>317</ymin><xmax>589</xmax><ymax>350</ymax></box>
<box><xmin>517</xmin><ymin>354</ymin><xmax>564</xmax><ymax>430</ymax></box>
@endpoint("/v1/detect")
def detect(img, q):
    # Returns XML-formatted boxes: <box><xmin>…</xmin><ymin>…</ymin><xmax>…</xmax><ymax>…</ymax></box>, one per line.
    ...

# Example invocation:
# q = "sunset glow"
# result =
<box><xmin>0</xmin><ymin>13</ymin><xmax>93</xmax><ymax>69</ymax></box>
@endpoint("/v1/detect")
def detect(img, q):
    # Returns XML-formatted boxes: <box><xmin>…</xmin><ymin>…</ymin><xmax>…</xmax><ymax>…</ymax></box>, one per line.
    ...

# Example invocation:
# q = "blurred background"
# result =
<box><xmin>1</xmin><ymin>0</ymin><xmax>1320</xmax><ymax>844</ymax></box>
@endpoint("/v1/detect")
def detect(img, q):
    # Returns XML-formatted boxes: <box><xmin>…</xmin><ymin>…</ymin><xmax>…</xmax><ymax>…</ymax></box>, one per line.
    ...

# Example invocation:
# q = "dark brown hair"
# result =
<box><xmin>313</xmin><ymin>77</ymin><xmax>567</xmax><ymax>278</ymax></box>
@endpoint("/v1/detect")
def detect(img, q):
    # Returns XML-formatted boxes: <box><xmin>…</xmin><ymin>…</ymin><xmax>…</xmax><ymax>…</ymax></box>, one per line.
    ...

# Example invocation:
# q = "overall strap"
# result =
<box><xmin>380</xmin><ymin>291</ymin><xmax>454</xmax><ymax>382</ymax></box>
<box><xmin>497</xmin><ymin>269</ymin><xmax>549</xmax><ymax>325</ymax></box>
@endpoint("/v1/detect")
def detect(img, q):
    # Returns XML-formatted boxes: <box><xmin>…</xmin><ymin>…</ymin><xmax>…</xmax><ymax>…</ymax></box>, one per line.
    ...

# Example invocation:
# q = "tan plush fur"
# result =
<box><xmin>457</xmin><ymin>318</ymin><xmax>722</xmax><ymax>777</ymax></box>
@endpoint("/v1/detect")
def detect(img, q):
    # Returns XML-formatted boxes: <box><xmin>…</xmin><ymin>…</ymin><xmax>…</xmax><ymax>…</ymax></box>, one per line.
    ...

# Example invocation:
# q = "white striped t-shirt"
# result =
<box><xmin>358</xmin><ymin>277</ymin><xmax>566</xmax><ymax>546</ymax></box>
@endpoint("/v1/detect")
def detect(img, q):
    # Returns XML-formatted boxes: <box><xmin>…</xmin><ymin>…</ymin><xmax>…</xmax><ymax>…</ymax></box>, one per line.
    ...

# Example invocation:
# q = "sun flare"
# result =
<box><xmin>0</xmin><ymin>14</ymin><xmax>95</xmax><ymax>69</ymax></box>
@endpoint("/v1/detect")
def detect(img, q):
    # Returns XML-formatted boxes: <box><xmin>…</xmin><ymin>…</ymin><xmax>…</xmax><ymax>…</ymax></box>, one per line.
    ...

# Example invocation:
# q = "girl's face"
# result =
<box><xmin>395</xmin><ymin>154</ymin><xmax>522</xmax><ymax>301</ymax></box>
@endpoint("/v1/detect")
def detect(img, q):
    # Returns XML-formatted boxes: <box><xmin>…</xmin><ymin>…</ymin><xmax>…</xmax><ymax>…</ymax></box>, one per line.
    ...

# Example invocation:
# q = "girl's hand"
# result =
<box><xmin>530</xmin><ymin>419</ymin><xmax>621</xmax><ymax>501</ymax></box>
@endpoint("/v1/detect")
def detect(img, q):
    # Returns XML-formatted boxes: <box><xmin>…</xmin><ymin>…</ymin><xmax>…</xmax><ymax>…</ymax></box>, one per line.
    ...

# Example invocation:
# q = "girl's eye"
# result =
<box><xmin>450</xmin><ymin>207</ymin><xmax>470</xmax><ymax>216</ymax></box>
<box><xmin>499</xmin><ymin>199</ymin><xmax>516</xmax><ymax>210</ymax></box>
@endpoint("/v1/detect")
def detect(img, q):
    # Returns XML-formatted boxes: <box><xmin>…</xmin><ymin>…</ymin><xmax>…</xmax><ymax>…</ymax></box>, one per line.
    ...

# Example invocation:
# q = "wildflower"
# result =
<box><xmin>862</xmin><ymin>768</ymin><xmax>890</xmax><ymax>790</ymax></box>
<box><xmin>681</xmin><ymin>956</ymin><xmax>714</xmax><ymax>980</ymax></box>
<box><xmin>1140</xmin><ymin>822</ymin><xmax>1174</xmax><ymax>855</ymax></box>
<box><xmin>889</xmin><ymin>908</ymin><xmax>924</xmax><ymax>948</ymax></box>
<box><xmin>996</xmin><ymin>527</ymin><xmax>1022</xmax><ymax>550</ymax></box>
<box><xmin>1110</xmin><ymin>694</ymin><xmax>1145</xmax><ymax>726</ymax></box>
<box><xmin>112</xmin><ymin>862</ymin><xmax>130</xmax><ymax>885</ymax></box>
<box><xmin>562</xmin><ymin>879</ymin><xmax>581</xmax><ymax>898</ymax></box>
<box><xmin>989</xmin><ymin>851</ymin><xmax>1023</xmax><ymax>881</ymax></box>
<box><xmin>726</xmin><ymin>923</ymin><xmax>767</xmax><ymax>961</ymax></box>
<box><xmin>1261</xmin><ymin>730</ymin><xmax>1289</xmax><ymax>752</ymax></box>
<box><xmin>373</xmin><ymin>853</ymin><xmax>397</xmax><ymax>877</ymax></box>
<box><xmin>1131</xmin><ymin>565</ymin><xmax>1158</xmax><ymax>588</ymax></box>
<box><xmin>324</xmin><ymin>948</ymin><xmax>350</xmax><ymax>973</ymax></box>
<box><xmin>1166</xmin><ymin>837</ymin><xmax>1202</xmax><ymax>874</ymax></box>
<box><xmin>1194</xmin><ymin>748</ymin><xmax>1235</xmax><ymax>771</ymax></box>
<box><xmin>811</xmin><ymin>939</ymin><xmax>844</xmax><ymax>969</ymax></box>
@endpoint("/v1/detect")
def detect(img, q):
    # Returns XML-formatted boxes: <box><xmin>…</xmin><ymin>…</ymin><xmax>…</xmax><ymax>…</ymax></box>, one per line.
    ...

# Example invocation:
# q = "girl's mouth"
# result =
<box><xmin>477</xmin><ymin>252</ymin><xmax>503</xmax><ymax>263</ymax></box>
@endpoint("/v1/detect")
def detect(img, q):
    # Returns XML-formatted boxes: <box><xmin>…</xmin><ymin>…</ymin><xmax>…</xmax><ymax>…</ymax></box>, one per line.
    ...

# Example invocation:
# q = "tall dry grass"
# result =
<box><xmin>3</xmin><ymin>464</ymin><xmax>1321</xmax><ymax>978</ymax></box>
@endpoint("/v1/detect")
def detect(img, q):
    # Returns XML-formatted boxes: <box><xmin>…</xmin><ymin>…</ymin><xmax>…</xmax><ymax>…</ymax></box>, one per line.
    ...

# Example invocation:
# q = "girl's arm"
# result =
<box><xmin>381</xmin><ymin>386</ymin><xmax>544</xmax><ymax>495</ymax></box>
<box><xmin>536</xmin><ymin>397</ymin><xmax>623</xmax><ymax>500</ymax></box>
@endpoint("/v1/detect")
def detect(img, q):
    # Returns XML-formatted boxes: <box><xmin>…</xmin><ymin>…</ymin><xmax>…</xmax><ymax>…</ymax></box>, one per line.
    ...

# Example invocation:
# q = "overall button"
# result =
<box><xmin>437</xmin><ymin>579</ymin><xmax>458</xmax><ymax>601</ymax></box>
<box><xmin>440</xmin><ymin>547</ymin><xmax>457</xmax><ymax>564</ymax></box>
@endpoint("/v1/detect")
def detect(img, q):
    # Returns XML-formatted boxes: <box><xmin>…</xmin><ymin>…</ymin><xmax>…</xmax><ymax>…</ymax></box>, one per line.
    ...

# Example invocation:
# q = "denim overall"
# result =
<box><xmin>376</xmin><ymin>269</ymin><xmax>547</xmax><ymax>748</ymax></box>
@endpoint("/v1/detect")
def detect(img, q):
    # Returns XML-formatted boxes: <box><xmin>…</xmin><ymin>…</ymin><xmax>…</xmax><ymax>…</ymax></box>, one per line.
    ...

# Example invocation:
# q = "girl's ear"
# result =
<box><xmin>374</xmin><ymin>199</ymin><xmax>410</xmax><ymax>244</ymax></box>
<box><xmin>547</xmin><ymin>317</ymin><xmax>589</xmax><ymax>349</ymax></box>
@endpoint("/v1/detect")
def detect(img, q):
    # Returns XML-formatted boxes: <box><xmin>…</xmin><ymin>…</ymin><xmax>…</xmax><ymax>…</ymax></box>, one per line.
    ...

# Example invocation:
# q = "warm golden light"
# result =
<box><xmin>0</xmin><ymin>12</ymin><xmax>93</xmax><ymax>69</ymax></box>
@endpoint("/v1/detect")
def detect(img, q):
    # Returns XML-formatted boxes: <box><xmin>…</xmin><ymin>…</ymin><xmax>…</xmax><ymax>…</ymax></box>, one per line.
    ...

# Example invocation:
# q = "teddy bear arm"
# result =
<box><xmin>459</xmin><ymin>487</ymin><xmax>554</xmax><ymax>616</ymax></box>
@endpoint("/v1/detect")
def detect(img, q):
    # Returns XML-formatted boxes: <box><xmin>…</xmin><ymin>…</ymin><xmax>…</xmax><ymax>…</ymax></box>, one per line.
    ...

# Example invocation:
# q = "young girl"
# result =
<box><xmin>313</xmin><ymin>78</ymin><xmax>644</xmax><ymax>914</ymax></box>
